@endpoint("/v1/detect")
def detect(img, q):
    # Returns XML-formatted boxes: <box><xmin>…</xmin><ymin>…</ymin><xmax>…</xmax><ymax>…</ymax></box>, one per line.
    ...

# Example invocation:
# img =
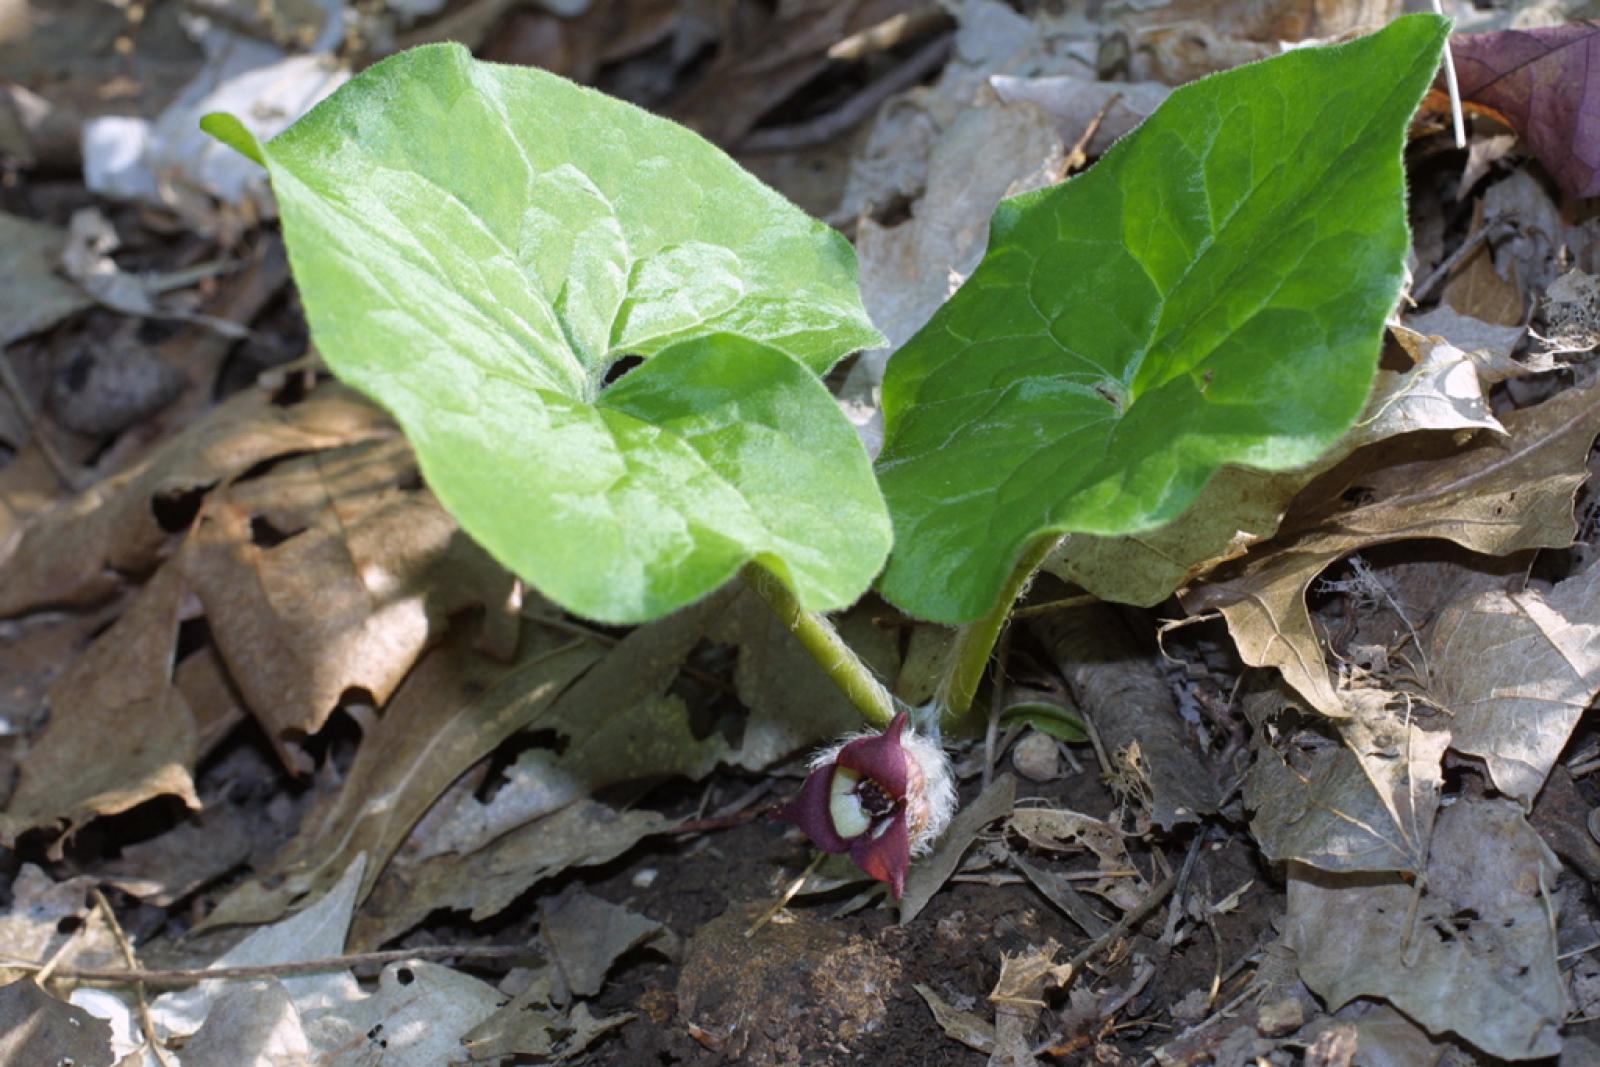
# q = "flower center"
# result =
<box><xmin>855</xmin><ymin>778</ymin><xmax>896</xmax><ymax>819</ymax></box>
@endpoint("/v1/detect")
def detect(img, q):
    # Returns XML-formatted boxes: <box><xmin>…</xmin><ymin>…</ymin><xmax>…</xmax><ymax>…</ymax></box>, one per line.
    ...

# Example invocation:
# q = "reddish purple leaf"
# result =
<box><xmin>1448</xmin><ymin>21</ymin><xmax>1600</xmax><ymax>198</ymax></box>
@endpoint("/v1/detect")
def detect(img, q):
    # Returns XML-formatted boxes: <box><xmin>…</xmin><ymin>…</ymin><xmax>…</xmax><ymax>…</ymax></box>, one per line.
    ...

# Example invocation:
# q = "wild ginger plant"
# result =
<box><xmin>207</xmin><ymin>15</ymin><xmax>1448</xmax><ymax>894</ymax></box>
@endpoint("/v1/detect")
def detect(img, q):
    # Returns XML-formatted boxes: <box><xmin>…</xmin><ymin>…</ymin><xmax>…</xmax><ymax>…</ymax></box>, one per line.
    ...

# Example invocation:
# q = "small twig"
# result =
<box><xmin>29</xmin><ymin>905</ymin><xmax>91</xmax><ymax>987</ymax></box>
<box><xmin>746</xmin><ymin>851</ymin><xmax>827</xmax><ymax>938</ymax></box>
<box><xmin>1053</xmin><ymin>92</ymin><xmax>1121</xmax><ymax>181</ymax></box>
<box><xmin>1411</xmin><ymin>217</ymin><xmax>1512</xmax><ymax>303</ymax></box>
<box><xmin>739</xmin><ymin>34</ymin><xmax>952</xmax><ymax>154</ymax></box>
<box><xmin>0</xmin><ymin>945</ymin><xmax>538</xmax><ymax>988</ymax></box>
<box><xmin>827</xmin><ymin>6</ymin><xmax>946</xmax><ymax>61</ymax></box>
<box><xmin>1063</xmin><ymin>865</ymin><xmax>1182</xmax><ymax>977</ymax></box>
<box><xmin>1160</xmin><ymin>831</ymin><xmax>1207</xmax><ymax>948</ymax></box>
<box><xmin>93</xmin><ymin>889</ymin><xmax>177</xmax><ymax>1067</ymax></box>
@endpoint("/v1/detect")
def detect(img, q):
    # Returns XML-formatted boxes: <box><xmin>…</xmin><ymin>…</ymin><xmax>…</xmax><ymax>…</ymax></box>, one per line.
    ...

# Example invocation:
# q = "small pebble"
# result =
<box><xmin>1011</xmin><ymin>729</ymin><xmax>1061</xmax><ymax>782</ymax></box>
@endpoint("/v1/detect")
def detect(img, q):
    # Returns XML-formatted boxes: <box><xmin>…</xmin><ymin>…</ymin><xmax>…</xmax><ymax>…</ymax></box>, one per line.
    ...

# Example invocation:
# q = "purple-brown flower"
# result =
<box><xmin>780</xmin><ymin>711</ymin><xmax>956</xmax><ymax>899</ymax></box>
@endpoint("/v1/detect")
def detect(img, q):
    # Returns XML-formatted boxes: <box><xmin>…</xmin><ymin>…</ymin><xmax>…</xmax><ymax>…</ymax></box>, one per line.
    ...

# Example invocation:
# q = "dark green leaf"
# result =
<box><xmin>876</xmin><ymin>16</ymin><xmax>1449</xmax><ymax>623</ymax></box>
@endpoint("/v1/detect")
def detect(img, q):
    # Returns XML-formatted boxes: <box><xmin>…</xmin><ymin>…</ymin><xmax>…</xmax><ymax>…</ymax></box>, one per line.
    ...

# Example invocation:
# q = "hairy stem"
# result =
<box><xmin>742</xmin><ymin>563</ymin><xmax>897</xmax><ymax>729</ymax></box>
<box><xmin>937</xmin><ymin>533</ymin><xmax>1062</xmax><ymax>730</ymax></box>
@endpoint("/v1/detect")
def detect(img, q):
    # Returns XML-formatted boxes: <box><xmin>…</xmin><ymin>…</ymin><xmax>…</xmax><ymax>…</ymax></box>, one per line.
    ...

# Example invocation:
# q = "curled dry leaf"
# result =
<box><xmin>0</xmin><ymin>563</ymin><xmax>197</xmax><ymax>846</ymax></box>
<box><xmin>1184</xmin><ymin>375</ymin><xmax>1600</xmax><ymax>718</ymax></box>
<box><xmin>1426</xmin><ymin>556</ymin><xmax>1600</xmax><ymax>806</ymax></box>
<box><xmin>183</xmin><ymin>436</ymin><xmax>517</xmax><ymax>766</ymax></box>
<box><xmin>1008</xmin><ymin>808</ymin><xmax>1146</xmax><ymax>910</ymax></box>
<box><xmin>0</xmin><ymin>382</ymin><xmax>392</xmax><ymax>618</ymax></box>
<box><xmin>1244</xmin><ymin>680</ymin><xmax>1448</xmax><ymax>874</ymax></box>
<box><xmin>1447</xmin><ymin>21</ymin><xmax>1600</xmax><ymax>199</ymax></box>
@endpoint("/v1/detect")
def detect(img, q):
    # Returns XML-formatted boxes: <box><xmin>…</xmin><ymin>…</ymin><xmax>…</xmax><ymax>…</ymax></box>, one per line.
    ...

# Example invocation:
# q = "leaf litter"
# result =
<box><xmin>9</xmin><ymin>1</ymin><xmax>1600</xmax><ymax>1064</ymax></box>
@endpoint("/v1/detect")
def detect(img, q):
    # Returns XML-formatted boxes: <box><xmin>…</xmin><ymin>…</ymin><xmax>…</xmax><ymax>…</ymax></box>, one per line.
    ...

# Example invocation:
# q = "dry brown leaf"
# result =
<box><xmin>184</xmin><ymin>437</ymin><xmax>516</xmax><ymax>765</ymax></box>
<box><xmin>542</xmin><ymin>887</ymin><xmax>677</xmax><ymax>997</ymax></box>
<box><xmin>0</xmin><ymin>602</ymin><xmax>120</xmax><ymax>729</ymax></box>
<box><xmin>0</xmin><ymin>210</ymin><xmax>93</xmax><ymax>348</ymax></box>
<box><xmin>0</xmin><ymin>562</ymin><xmax>198</xmax><ymax>846</ymax></box>
<box><xmin>0</xmin><ymin>980</ymin><xmax>114</xmax><ymax>1067</ymax></box>
<box><xmin>353</xmin><ymin>800</ymin><xmax>673</xmax><ymax>951</ymax></box>
<box><xmin>1285</xmin><ymin>796</ymin><xmax>1564</xmax><ymax>1060</ymax></box>
<box><xmin>1426</xmin><ymin>558</ymin><xmax>1600</xmax><ymax>805</ymax></box>
<box><xmin>99</xmin><ymin>802</ymin><xmax>256</xmax><ymax>906</ymax></box>
<box><xmin>298</xmin><ymin>961</ymin><xmax>502</xmax><ymax>1066</ymax></box>
<box><xmin>666</xmin><ymin>0</ymin><xmax>920</xmax><ymax>145</ymax></box>
<box><xmin>462</xmin><ymin>988</ymin><xmax>632</xmax><ymax>1065</ymax></box>
<box><xmin>1008</xmin><ymin>808</ymin><xmax>1146</xmax><ymax>910</ymax></box>
<box><xmin>988</xmin><ymin>941</ymin><xmax>1069</xmax><ymax>1067</ymax></box>
<box><xmin>0</xmin><ymin>382</ymin><xmax>392</xmax><ymax>617</ymax></box>
<box><xmin>179</xmin><ymin>980</ymin><xmax>312</xmax><ymax>1067</ymax></box>
<box><xmin>900</xmin><ymin>773</ymin><xmax>1016</xmax><ymax>924</ymax></box>
<box><xmin>1136</xmin><ymin>0</ymin><xmax>1399</xmax><ymax>42</ymax></box>
<box><xmin>1482</xmin><ymin>166</ymin><xmax>1597</xmax><ymax>296</ymax></box>
<box><xmin>1183</xmin><ymin>377</ymin><xmax>1600</xmax><ymax>717</ymax></box>
<box><xmin>1403</xmin><ymin>306</ymin><xmax>1529</xmax><ymax>375</ymax></box>
<box><xmin>1244</xmin><ymin>680</ymin><xmax>1447</xmax><ymax>873</ymax></box>
<box><xmin>843</xmin><ymin>94</ymin><xmax>1063</xmax><ymax>434</ymax></box>
<box><xmin>0</xmin><ymin>865</ymin><xmax>121</xmax><ymax>979</ymax></box>
<box><xmin>172</xmin><ymin>643</ymin><xmax>250</xmax><ymax>760</ymax></box>
<box><xmin>1444</xmin><ymin>237</ymin><xmax>1526</xmax><ymax>326</ymax></box>
<box><xmin>196</xmin><ymin>625</ymin><xmax>600</xmax><ymax>933</ymax></box>
<box><xmin>915</xmin><ymin>983</ymin><xmax>997</xmax><ymax>1054</ymax></box>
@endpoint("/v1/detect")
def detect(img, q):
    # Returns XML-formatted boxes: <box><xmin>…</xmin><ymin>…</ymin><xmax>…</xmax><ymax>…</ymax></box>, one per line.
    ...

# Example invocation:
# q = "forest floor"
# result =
<box><xmin>4</xmin><ymin>1</ymin><xmax>1600</xmax><ymax>1065</ymax></box>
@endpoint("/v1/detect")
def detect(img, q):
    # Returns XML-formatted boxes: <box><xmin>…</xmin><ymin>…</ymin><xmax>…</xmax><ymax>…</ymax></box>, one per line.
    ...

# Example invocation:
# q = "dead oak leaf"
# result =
<box><xmin>0</xmin><ymin>562</ymin><xmax>198</xmax><ymax>847</ymax></box>
<box><xmin>1244</xmin><ymin>683</ymin><xmax>1449</xmax><ymax>874</ymax></box>
<box><xmin>1427</xmin><ymin>557</ymin><xmax>1600</xmax><ymax>806</ymax></box>
<box><xmin>1184</xmin><ymin>376</ymin><xmax>1600</xmax><ymax>717</ymax></box>
<box><xmin>0</xmin><ymin>382</ymin><xmax>391</xmax><ymax>618</ymax></box>
<box><xmin>184</xmin><ymin>437</ymin><xmax>516</xmax><ymax>767</ymax></box>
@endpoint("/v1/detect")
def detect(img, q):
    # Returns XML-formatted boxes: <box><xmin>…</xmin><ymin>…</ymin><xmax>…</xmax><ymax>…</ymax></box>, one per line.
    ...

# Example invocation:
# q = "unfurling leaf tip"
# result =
<box><xmin>200</xmin><ymin>112</ymin><xmax>267</xmax><ymax>167</ymax></box>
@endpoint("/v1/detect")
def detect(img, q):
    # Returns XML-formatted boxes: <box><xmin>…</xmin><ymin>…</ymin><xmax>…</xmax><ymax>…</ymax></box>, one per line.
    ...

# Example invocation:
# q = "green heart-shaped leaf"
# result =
<box><xmin>205</xmin><ymin>44</ymin><xmax>888</xmax><ymax>623</ymax></box>
<box><xmin>876</xmin><ymin>15</ymin><xmax>1448</xmax><ymax>623</ymax></box>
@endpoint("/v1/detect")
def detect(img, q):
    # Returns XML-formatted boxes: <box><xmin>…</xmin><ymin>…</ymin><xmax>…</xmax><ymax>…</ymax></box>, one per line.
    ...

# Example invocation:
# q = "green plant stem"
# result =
<box><xmin>937</xmin><ymin>533</ymin><xmax>1062</xmax><ymax>731</ymax></box>
<box><xmin>741</xmin><ymin>563</ymin><xmax>897</xmax><ymax>729</ymax></box>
